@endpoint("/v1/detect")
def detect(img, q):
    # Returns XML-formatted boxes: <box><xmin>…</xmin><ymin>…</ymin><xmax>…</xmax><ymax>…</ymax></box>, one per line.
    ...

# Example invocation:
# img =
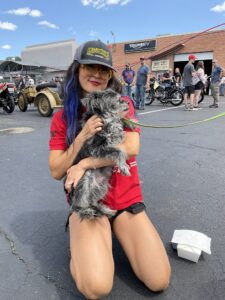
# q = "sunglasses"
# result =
<box><xmin>81</xmin><ymin>64</ymin><xmax>112</xmax><ymax>78</ymax></box>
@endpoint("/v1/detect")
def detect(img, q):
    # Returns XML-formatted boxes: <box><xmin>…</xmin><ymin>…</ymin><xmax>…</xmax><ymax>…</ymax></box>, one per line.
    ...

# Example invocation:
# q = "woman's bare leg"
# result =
<box><xmin>113</xmin><ymin>211</ymin><xmax>171</xmax><ymax>292</ymax></box>
<box><xmin>194</xmin><ymin>90</ymin><xmax>201</xmax><ymax>107</ymax></box>
<box><xmin>69</xmin><ymin>212</ymin><xmax>114</xmax><ymax>299</ymax></box>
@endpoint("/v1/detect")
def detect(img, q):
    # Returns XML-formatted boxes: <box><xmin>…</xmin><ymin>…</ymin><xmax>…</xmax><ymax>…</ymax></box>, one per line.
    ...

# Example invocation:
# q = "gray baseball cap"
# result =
<box><xmin>74</xmin><ymin>40</ymin><xmax>116</xmax><ymax>71</ymax></box>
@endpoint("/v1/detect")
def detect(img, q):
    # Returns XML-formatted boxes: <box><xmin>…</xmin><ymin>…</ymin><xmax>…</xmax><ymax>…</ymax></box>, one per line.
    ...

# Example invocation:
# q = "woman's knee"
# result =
<box><xmin>144</xmin><ymin>266</ymin><xmax>171</xmax><ymax>292</ymax></box>
<box><xmin>70</xmin><ymin>260</ymin><xmax>113</xmax><ymax>299</ymax></box>
<box><xmin>75</xmin><ymin>273</ymin><xmax>113</xmax><ymax>299</ymax></box>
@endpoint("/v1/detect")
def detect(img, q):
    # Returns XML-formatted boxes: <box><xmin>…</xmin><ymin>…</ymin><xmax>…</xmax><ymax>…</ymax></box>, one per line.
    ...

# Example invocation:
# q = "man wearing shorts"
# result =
<box><xmin>183</xmin><ymin>54</ymin><xmax>197</xmax><ymax>111</ymax></box>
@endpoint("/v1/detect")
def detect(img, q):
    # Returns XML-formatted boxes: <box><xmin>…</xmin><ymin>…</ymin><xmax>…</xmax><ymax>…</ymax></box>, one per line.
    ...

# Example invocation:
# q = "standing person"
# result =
<box><xmin>49</xmin><ymin>40</ymin><xmax>170</xmax><ymax>299</ymax></box>
<box><xmin>121</xmin><ymin>63</ymin><xmax>135</xmax><ymax>97</ymax></box>
<box><xmin>174</xmin><ymin>67</ymin><xmax>182</xmax><ymax>84</ymax></box>
<box><xmin>193</xmin><ymin>61</ymin><xmax>207</xmax><ymax>110</ymax></box>
<box><xmin>183</xmin><ymin>54</ymin><xmax>197</xmax><ymax>111</ymax></box>
<box><xmin>135</xmin><ymin>57</ymin><xmax>150</xmax><ymax>110</ymax></box>
<box><xmin>219</xmin><ymin>75</ymin><xmax>225</xmax><ymax>96</ymax></box>
<box><xmin>209</xmin><ymin>59</ymin><xmax>223</xmax><ymax>107</ymax></box>
<box><xmin>15</xmin><ymin>74</ymin><xmax>25</xmax><ymax>90</ymax></box>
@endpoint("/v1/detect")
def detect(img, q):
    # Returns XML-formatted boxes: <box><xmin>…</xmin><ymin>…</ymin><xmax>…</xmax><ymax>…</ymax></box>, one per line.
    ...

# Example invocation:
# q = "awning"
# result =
<box><xmin>0</xmin><ymin>60</ymin><xmax>47</xmax><ymax>73</ymax></box>
<box><xmin>149</xmin><ymin>43</ymin><xmax>185</xmax><ymax>60</ymax></box>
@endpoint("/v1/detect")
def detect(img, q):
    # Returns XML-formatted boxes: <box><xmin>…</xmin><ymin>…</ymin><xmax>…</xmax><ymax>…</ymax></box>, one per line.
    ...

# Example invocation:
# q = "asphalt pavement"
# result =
<box><xmin>0</xmin><ymin>96</ymin><xmax>225</xmax><ymax>300</ymax></box>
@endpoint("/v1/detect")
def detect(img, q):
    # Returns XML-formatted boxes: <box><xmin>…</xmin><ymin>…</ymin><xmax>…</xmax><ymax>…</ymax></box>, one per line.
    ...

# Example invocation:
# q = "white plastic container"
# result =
<box><xmin>177</xmin><ymin>244</ymin><xmax>202</xmax><ymax>262</ymax></box>
<box><xmin>171</xmin><ymin>230</ymin><xmax>211</xmax><ymax>263</ymax></box>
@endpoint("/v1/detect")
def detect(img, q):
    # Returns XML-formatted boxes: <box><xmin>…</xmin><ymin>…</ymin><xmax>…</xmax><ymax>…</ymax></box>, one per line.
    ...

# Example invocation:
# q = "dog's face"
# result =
<box><xmin>81</xmin><ymin>89</ymin><xmax>128</xmax><ymax>115</ymax></box>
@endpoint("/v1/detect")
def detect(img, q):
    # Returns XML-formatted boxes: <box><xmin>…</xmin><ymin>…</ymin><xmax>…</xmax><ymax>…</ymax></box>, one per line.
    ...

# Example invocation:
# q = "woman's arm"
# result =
<box><xmin>83</xmin><ymin>131</ymin><xmax>140</xmax><ymax>168</ymax></box>
<box><xmin>49</xmin><ymin>115</ymin><xmax>103</xmax><ymax>180</ymax></box>
<box><xmin>65</xmin><ymin>131</ymin><xmax>140</xmax><ymax>191</ymax></box>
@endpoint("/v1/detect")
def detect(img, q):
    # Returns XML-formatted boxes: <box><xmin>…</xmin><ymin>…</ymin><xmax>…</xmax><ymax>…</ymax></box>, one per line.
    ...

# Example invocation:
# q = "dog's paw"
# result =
<box><xmin>119</xmin><ymin>163</ymin><xmax>131</xmax><ymax>176</ymax></box>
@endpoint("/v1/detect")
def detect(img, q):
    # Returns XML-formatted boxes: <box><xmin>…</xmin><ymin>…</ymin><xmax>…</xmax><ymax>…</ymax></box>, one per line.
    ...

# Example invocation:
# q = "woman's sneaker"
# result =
<box><xmin>193</xmin><ymin>106</ymin><xmax>199</xmax><ymax>111</ymax></box>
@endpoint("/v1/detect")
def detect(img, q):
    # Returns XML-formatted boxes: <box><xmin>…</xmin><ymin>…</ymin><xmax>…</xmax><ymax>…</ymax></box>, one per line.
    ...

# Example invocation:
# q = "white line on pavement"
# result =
<box><xmin>137</xmin><ymin>100</ymin><xmax>222</xmax><ymax>115</ymax></box>
<box><xmin>138</xmin><ymin>105</ymin><xmax>181</xmax><ymax>115</ymax></box>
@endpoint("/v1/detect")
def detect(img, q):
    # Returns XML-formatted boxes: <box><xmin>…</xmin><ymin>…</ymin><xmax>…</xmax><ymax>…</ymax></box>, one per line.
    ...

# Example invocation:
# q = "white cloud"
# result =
<box><xmin>2</xmin><ymin>44</ymin><xmax>11</xmax><ymax>50</ymax></box>
<box><xmin>211</xmin><ymin>1</ymin><xmax>225</xmax><ymax>12</ymax></box>
<box><xmin>0</xmin><ymin>21</ymin><xmax>17</xmax><ymax>30</ymax></box>
<box><xmin>7</xmin><ymin>7</ymin><xmax>42</xmax><ymax>17</ymax></box>
<box><xmin>89</xmin><ymin>30</ymin><xmax>98</xmax><ymax>37</ymax></box>
<box><xmin>38</xmin><ymin>20</ymin><xmax>59</xmax><ymax>29</ymax></box>
<box><xmin>29</xmin><ymin>10</ymin><xmax>42</xmax><ymax>17</ymax></box>
<box><xmin>81</xmin><ymin>0</ymin><xmax>132</xmax><ymax>9</ymax></box>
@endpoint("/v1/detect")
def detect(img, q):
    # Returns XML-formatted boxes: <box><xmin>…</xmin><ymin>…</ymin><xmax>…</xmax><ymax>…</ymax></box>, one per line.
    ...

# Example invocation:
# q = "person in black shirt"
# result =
<box><xmin>174</xmin><ymin>68</ymin><xmax>182</xmax><ymax>84</ymax></box>
<box><xmin>162</xmin><ymin>69</ymin><xmax>172</xmax><ymax>88</ymax></box>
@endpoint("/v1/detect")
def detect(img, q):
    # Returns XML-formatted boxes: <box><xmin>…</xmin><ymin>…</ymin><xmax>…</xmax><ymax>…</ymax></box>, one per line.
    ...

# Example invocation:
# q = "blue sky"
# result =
<box><xmin>0</xmin><ymin>0</ymin><xmax>225</xmax><ymax>60</ymax></box>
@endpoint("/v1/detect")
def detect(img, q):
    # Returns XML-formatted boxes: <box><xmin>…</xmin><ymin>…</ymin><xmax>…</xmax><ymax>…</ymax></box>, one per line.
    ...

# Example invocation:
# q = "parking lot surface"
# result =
<box><xmin>0</xmin><ymin>97</ymin><xmax>225</xmax><ymax>299</ymax></box>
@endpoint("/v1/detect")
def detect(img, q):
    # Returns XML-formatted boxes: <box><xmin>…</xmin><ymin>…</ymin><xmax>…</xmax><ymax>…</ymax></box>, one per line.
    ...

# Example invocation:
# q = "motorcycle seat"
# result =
<box><xmin>36</xmin><ymin>82</ymin><xmax>57</xmax><ymax>92</ymax></box>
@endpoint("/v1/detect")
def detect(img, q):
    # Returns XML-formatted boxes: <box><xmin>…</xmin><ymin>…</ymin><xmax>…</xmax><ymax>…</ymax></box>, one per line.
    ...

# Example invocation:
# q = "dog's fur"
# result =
<box><xmin>66</xmin><ymin>89</ymin><xmax>132</xmax><ymax>219</ymax></box>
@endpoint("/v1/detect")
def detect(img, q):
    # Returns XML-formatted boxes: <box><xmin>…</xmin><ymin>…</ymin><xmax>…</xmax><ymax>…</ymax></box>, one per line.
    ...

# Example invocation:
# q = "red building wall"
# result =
<box><xmin>111</xmin><ymin>29</ymin><xmax>225</xmax><ymax>75</ymax></box>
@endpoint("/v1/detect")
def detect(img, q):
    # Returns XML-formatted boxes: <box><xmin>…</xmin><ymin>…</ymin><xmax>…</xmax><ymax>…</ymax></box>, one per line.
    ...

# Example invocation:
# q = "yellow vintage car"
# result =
<box><xmin>17</xmin><ymin>82</ymin><xmax>63</xmax><ymax>117</ymax></box>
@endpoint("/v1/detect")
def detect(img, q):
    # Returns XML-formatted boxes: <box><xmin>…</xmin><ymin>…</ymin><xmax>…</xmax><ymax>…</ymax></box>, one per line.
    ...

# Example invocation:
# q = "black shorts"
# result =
<box><xmin>195</xmin><ymin>81</ymin><xmax>204</xmax><ymax>90</ymax></box>
<box><xmin>65</xmin><ymin>202</ymin><xmax>146</xmax><ymax>230</ymax></box>
<box><xmin>110</xmin><ymin>202</ymin><xmax>146</xmax><ymax>225</ymax></box>
<box><xmin>184</xmin><ymin>85</ymin><xmax>195</xmax><ymax>95</ymax></box>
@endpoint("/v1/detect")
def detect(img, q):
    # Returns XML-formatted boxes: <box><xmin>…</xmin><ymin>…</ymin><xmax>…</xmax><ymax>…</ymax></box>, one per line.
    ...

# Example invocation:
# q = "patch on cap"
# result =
<box><xmin>86</xmin><ymin>47</ymin><xmax>110</xmax><ymax>61</ymax></box>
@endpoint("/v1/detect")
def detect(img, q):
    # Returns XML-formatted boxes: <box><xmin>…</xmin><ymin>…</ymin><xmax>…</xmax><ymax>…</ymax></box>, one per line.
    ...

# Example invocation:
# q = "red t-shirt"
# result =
<box><xmin>49</xmin><ymin>96</ymin><xmax>143</xmax><ymax>210</ymax></box>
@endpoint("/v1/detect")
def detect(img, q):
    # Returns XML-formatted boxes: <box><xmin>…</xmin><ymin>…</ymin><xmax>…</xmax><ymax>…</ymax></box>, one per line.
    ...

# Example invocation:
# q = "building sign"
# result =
<box><xmin>124</xmin><ymin>40</ymin><xmax>156</xmax><ymax>53</ymax></box>
<box><xmin>151</xmin><ymin>59</ymin><xmax>170</xmax><ymax>71</ymax></box>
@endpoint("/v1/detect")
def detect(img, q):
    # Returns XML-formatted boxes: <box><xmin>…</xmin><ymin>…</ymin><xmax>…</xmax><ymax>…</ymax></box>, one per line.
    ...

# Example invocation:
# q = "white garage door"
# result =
<box><xmin>174</xmin><ymin>52</ymin><xmax>213</xmax><ymax>62</ymax></box>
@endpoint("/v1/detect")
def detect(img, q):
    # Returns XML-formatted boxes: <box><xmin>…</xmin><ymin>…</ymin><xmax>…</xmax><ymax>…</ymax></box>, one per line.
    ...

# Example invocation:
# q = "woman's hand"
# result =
<box><xmin>78</xmin><ymin>115</ymin><xmax>103</xmax><ymax>142</ymax></box>
<box><xmin>64</xmin><ymin>163</ymin><xmax>86</xmax><ymax>193</ymax></box>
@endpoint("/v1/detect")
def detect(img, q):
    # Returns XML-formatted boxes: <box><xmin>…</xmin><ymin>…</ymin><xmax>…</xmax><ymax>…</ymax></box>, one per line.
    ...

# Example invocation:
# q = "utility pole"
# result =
<box><xmin>110</xmin><ymin>31</ymin><xmax>116</xmax><ymax>52</ymax></box>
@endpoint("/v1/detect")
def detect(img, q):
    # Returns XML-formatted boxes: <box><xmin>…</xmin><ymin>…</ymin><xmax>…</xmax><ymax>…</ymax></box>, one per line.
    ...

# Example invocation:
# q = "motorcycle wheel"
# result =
<box><xmin>18</xmin><ymin>93</ymin><xmax>28</xmax><ymax>112</ymax></box>
<box><xmin>37</xmin><ymin>94</ymin><xmax>53</xmax><ymax>117</ymax></box>
<box><xmin>145</xmin><ymin>90</ymin><xmax>155</xmax><ymax>105</ymax></box>
<box><xmin>170</xmin><ymin>90</ymin><xmax>184</xmax><ymax>106</ymax></box>
<box><xmin>3</xmin><ymin>95</ymin><xmax>15</xmax><ymax>113</ymax></box>
<box><xmin>155</xmin><ymin>86</ymin><xmax>166</xmax><ymax>102</ymax></box>
<box><xmin>198</xmin><ymin>90</ymin><xmax>204</xmax><ymax>104</ymax></box>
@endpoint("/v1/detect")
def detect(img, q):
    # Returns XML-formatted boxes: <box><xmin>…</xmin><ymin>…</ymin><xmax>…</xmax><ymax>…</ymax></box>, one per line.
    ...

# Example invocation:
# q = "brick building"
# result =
<box><xmin>110</xmin><ymin>29</ymin><xmax>225</xmax><ymax>79</ymax></box>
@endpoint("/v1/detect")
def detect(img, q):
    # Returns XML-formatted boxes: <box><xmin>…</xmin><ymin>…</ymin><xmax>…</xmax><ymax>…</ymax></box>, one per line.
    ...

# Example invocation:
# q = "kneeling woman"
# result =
<box><xmin>49</xmin><ymin>40</ymin><xmax>171</xmax><ymax>299</ymax></box>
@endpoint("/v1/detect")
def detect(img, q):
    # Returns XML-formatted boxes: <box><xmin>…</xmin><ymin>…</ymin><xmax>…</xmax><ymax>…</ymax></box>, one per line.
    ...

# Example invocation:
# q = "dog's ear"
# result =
<box><xmin>119</xmin><ymin>99</ymin><xmax>129</xmax><ymax>113</ymax></box>
<box><xmin>80</xmin><ymin>95</ymin><xmax>90</xmax><ymax>108</ymax></box>
<box><xmin>81</xmin><ymin>92</ymin><xmax>99</xmax><ymax>111</ymax></box>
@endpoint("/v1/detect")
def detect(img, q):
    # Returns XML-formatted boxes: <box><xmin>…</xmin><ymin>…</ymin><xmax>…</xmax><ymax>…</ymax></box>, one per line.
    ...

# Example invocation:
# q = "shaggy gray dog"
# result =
<box><xmin>67</xmin><ymin>89</ymin><xmax>132</xmax><ymax>219</ymax></box>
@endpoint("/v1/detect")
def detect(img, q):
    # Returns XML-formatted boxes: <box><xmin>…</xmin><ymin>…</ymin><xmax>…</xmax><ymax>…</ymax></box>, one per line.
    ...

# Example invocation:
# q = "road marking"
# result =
<box><xmin>137</xmin><ymin>101</ymin><xmax>224</xmax><ymax>115</ymax></box>
<box><xmin>0</xmin><ymin>127</ymin><xmax>34</xmax><ymax>134</ymax></box>
<box><xmin>138</xmin><ymin>105</ymin><xmax>181</xmax><ymax>115</ymax></box>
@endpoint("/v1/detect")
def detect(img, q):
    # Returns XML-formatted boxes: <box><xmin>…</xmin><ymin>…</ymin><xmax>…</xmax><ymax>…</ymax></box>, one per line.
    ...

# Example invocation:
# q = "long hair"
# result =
<box><xmin>62</xmin><ymin>61</ymin><xmax>122</xmax><ymax>146</ymax></box>
<box><xmin>196</xmin><ymin>61</ymin><xmax>204</xmax><ymax>71</ymax></box>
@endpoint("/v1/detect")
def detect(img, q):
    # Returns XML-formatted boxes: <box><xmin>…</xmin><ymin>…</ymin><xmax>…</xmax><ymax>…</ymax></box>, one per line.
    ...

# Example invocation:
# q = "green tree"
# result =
<box><xmin>5</xmin><ymin>56</ymin><xmax>22</xmax><ymax>61</ymax></box>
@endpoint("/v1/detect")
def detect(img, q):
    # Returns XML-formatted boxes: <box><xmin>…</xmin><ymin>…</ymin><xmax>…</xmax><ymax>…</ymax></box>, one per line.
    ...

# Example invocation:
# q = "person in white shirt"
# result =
<box><xmin>193</xmin><ymin>61</ymin><xmax>207</xmax><ymax>110</ymax></box>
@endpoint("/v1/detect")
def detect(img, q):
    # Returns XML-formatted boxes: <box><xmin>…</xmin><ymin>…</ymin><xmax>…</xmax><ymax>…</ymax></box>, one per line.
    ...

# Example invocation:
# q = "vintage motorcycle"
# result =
<box><xmin>145</xmin><ymin>78</ymin><xmax>184</xmax><ymax>106</ymax></box>
<box><xmin>0</xmin><ymin>82</ymin><xmax>15</xmax><ymax>113</ymax></box>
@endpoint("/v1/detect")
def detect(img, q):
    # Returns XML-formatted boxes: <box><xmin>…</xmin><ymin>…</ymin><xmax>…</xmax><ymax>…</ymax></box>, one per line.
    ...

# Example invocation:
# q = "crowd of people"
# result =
<box><xmin>121</xmin><ymin>55</ymin><xmax>224</xmax><ymax>111</ymax></box>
